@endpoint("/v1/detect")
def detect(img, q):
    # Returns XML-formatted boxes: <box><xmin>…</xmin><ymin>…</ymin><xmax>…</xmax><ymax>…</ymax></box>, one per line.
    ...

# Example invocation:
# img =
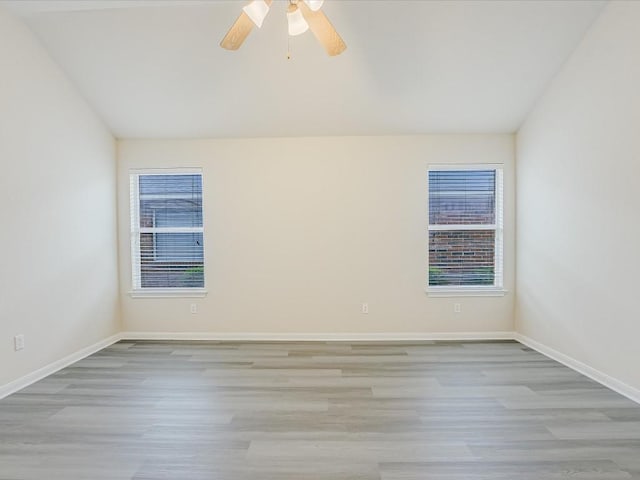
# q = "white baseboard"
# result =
<box><xmin>3</xmin><ymin>330</ymin><xmax>639</xmax><ymax>407</ymax></box>
<box><xmin>120</xmin><ymin>331</ymin><xmax>516</xmax><ymax>342</ymax></box>
<box><xmin>0</xmin><ymin>333</ymin><xmax>122</xmax><ymax>400</ymax></box>
<box><xmin>514</xmin><ymin>333</ymin><xmax>640</xmax><ymax>405</ymax></box>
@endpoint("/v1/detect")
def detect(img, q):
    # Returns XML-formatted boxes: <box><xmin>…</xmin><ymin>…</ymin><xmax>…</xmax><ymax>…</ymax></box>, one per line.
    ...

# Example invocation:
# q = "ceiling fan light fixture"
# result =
<box><xmin>222</xmin><ymin>0</ymin><xmax>346</xmax><ymax>56</ymax></box>
<box><xmin>242</xmin><ymin>0</ymin><xmax>270</xmax><ymax>28</ymax></box>
<box><xmin>287</xmin><ymin>5</ymin><xmax>309</xmax><ymax>36</ymax></box>
<box><xmin>304</xmin><ymin>0</ymin><xmax>324</xmax><ymax>12</ymax></box>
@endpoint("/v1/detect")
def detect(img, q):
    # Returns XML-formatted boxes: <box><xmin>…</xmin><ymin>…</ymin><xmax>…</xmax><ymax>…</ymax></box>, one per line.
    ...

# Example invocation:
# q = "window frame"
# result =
<box><xmin>129</xmin><ymin>168</ymin><xmax>207</xmax><ymax>298</ymax></box>
<box><xmin>426</xmin><ymin>164</ymin><xmax>506</xmax><ymax>297</ymax></box>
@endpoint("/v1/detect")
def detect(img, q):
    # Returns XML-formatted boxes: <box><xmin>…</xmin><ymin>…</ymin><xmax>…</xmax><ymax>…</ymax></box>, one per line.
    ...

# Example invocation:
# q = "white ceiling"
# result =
<box><xmin>3</xmin><ymin>0</ymin><xmax>605</xmax><ymax>138</ymax></box>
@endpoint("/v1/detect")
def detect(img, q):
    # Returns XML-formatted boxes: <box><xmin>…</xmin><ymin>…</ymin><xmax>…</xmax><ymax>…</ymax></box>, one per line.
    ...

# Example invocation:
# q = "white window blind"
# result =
<box><xmin>428</xmin><ymin>166</ymin><xmax>503</xmax><ymax>289</ymax></box>
<box><xmin>130</xmin><ymin>170</ymin><xmax>204</xmax><ymax>290</ymax></box>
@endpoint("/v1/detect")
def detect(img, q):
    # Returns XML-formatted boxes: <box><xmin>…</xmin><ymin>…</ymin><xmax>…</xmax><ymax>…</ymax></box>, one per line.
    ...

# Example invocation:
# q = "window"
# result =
<box><xmin>428</xmin><ymin>166</ymin><xmax>504</xmax><ymax>293</ymax></box>
<box><xmin>129</xmin><ymin>170</ymin><xmax>205</xmax><ymax>293</ymax></box>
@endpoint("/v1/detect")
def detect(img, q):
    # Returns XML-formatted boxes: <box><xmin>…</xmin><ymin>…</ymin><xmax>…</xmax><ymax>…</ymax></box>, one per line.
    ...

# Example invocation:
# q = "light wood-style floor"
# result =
<box><xmin>1</xmin><ymin>340</ymin><xmax>640</xmax><ymax>479</ymax></box>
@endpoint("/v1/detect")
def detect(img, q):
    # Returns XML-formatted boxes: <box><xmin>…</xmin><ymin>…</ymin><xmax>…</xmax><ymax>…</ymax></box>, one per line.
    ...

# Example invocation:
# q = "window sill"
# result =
<box><xmin>129</xmin><ymin>288</ymin><xmax>208</xmax><ymax>298</ymax></box>
<box><xmin>426</xmin><ymin>287</ymin><xmax>508</xmax><ymax>297</ymax></box>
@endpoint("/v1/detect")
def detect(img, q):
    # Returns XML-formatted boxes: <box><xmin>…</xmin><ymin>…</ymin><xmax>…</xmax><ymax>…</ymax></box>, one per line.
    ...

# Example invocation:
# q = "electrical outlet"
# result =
<box><xmin>14</xmin><ymin>334</ymin><xmax>25</xmax><ymax>351</ymax></box>
<box><xmin>454</xmin><ymin>303</ymin><xmax>461</xmax><ymax>313</ymax></box>
<box><xmin>361</xmin><ymin>303</ymin><xmax>369</xmax><ymax>314</ymax></box>
<box><xmin>190</xmin><ymin>303</ymin><xmax>198</xmax><ymax>314</ymax></box>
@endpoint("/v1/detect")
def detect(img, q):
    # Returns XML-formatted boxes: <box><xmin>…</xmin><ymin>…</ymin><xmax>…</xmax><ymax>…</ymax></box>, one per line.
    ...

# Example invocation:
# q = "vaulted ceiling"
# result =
<box><xmin>3</xmin><ymin>0</ymin><xmax>605</xmax><ymax>138</ymax></box>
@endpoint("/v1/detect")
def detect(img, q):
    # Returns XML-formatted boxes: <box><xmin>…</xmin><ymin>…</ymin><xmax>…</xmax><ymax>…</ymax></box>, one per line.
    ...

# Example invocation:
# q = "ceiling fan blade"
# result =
<box><xmin>299</xmin><ymin>1</ymin><xmax>346</xmax><ymax>56</ymax></box>
<box><xmin>220</xmin><ymin>11</ymin><xmax>255</xmax><ymax>50</ymax></box>
<box><xmin>220</xmin><ymin>1</ymin><xmax>273</xmax><ymax>51</ymax></box>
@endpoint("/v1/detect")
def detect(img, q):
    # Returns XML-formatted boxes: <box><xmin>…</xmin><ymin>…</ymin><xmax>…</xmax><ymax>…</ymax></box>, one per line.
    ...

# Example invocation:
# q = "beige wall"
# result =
<box><xmin>516</xmin><ymin>2</ymin><xmax>640</xmax><ymax>389</ymax></box>
<box><xmin>118</xmin><ymin>135</ymin><xmax>515</xmax><ymax>335</ymax></box>
<box><xmin>0</xmin><ymin>8</ymin><xmax>120</xmax><ymax>387</ymax></box>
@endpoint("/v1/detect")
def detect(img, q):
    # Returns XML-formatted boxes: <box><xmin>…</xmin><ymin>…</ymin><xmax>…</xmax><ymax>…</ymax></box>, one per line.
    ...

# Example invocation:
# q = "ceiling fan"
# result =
<box><xmin>220</xmin><ymin>0</ymin><xmax>347</xmax><ymax>56</ymax></box>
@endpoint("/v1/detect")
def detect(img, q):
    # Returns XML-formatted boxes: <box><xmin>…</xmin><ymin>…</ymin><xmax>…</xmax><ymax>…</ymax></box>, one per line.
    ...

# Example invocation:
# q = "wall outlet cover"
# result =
<box><xmin>14</xmin><ymin>334</ymin><xmax>25</xmax><ymax>351</ymax></box>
